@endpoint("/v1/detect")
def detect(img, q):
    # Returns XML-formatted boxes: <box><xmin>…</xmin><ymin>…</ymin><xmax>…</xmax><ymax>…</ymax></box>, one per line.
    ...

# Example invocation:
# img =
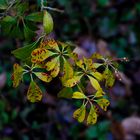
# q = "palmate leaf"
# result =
<box><xmin>27</xmin><ymin>81</ymin><xmax>43</xmax><ymax>102</ymax></box>
<box><xmin>87</xmin><ymin>105</ymin><xmax>98</xmax><ymax>125</ymax></box>
<box><xmin>73</xmin><ymin>104</ymin><xmax>86</xmax><ymax>123</ymax></box>
<box><xmin>96</xmin><ymin>98</ymin><xmax>110</xmax><ymax>111</ymax></box>
<box><xmin>12</xmin><ymin>63</ymin><xmax>24</xmax><ymax>88</ymax></box>
<box><xmin>88</xmin><ymin>75</ymin><xmax>102</xmax><ymax>91</ymax></box>
<box><xmin>47</xmin><ymin>39</ymin><xmax>59</xmax><ymax>51</ymax></box>
<box><xmin>34</xmin><ymin>72</ymin><xmax>52</xmax><ymax>82</ymax></box>
<box><xmin>72</xmin><ymin>92</ymin><xmax>87</xmax><ymax>99</ymax></box>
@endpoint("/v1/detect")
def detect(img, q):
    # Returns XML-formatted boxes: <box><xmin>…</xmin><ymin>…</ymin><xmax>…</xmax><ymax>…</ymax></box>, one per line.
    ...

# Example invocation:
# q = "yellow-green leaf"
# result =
<box><xmin>93</xmin><ymin>63</ymin><xmax>103</xmax><ymax>68</ymax></box>
<box><xmin>90</xmin><ymin>71</ymin><xmax>103</xmax><ymax>81</ymax></box>
<box><xmin>43</xmin><ymin>11</ymin><xmax>54</xmax><ymax>34</ymax></box>
<box><xmin>64</xmin><ymin>75</ymin><xmax>82</xmax><ymax>87</ymax></box>
<box><xmin>88</xmin><ymin>76</ymin><xmax>102</xmax><ymax>91</ymax></box>
<box><xmin>96</xmin><ymin>98</ymin><xmax>110</xmax><ymax>111</ymax></box>
<box><xmin>47</xmin><ymin>39</ymin><xmax>59</xmax><ymax>51</ymax></box>
<box><xmin>103</xmin><ymin>68</ymin><xmax>115</xmax><ymax>88</ymax></box>
<box><xmin>50</xmin><ymin>60</ymin><xmax>60</xmax><ymax>77</ymax></box>
<box><xmin>31</xmin><ymin>48</ymin><xmax>53</xmax><ymax>63</ymax></box>
<box><xmin>87</xmin><ymin>105</ymin><xmax>97</xmax><ymax>125</ymax></box>
<box><xmin>94</xmin><ymin>90</ymin><xmax>105</xmax><ymax>98</ymax></box>
<box><xmin>27</xmin><ymin>81</ymin><xmax>43</xmax><ymax>102</ymax></box>
<box><xmin>73</xmin><ymin>105</ymin><xmax>86</xmax><ymax>123</ymax></box>
<box><xmin>61</xmin><ymin>59</ymin><xmax>74</xmax><ymax>83</ymax></box>
<box><xmin>76</xmin><ymin>60</ymin><xmax>85</xmax><ymax>70</ymax></box>
<box><xmin>34</xmin><ymin>72</ymin><xmax>52</xmax><ymax>82</ymax></box>
<box><xmin>12</xmin><ymin>63</ymin><xmax>23</xmax><ymax>88</ymax></box>
<box><xmin>72</xmin><ymin>92</ymin><xmax>87</xmax><ymax>99</ymax></box>
<box><xmin>45</xmin><ymin>57</ymin><xmax>59</xmax><ymax>71</ymax></box>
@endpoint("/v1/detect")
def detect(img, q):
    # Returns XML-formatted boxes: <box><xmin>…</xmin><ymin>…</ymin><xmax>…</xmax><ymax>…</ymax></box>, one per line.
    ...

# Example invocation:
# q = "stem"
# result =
<box><xmin>41</xmin><ymin>0</ymin><xmax>64</xmax><ymax>13</ymax></box>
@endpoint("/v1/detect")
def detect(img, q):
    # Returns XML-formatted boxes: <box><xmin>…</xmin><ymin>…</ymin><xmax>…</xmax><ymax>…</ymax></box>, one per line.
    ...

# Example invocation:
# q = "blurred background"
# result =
<box><xmin>0</xmin><ymin>0</ymin><xmax>140</xmax><ymax>140</ymax></box>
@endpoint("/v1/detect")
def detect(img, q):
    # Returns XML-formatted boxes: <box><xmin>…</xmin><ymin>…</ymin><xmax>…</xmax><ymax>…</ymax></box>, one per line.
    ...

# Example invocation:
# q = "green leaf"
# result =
<box><xmin>25</xmin><ymin>12</ymin><xmax>43</xmax><ymax>22</ymax></box>
<box><xmin>72</xmin><ymin>92</ymin><xmax>87</xmax><ymax>99</ymax></box>
<box><xmin>17</xmin><ymin>2</ymin><xmax>29</xmax><ymax>15</ymax></box>
<box><xmin>0</xmin><ymin>0</ymin><xmax>7</xmax><ymax>9</ymax></box>
<box><xmin>73</xmin><ymin>104</ymin><xmax>86</xmax><ymax>123</ymax></box>
<box><xmin>24</xmin><ymin>25</ymin><xmax>36</xmax><ymax>41</ymax></box>
<box><xmin>87</xmin><ymin>105</ymin><xmax>97</xmax><ymax>125</ymax></box>
<box><xmin>58</xmin><ymin>87</ymin><xmax>73</xmax><ymax>98</ymax></box>
<box><xmin>43</xmin><ymin>11</ymin><xmax>54</xmax><ymax>34</ymax></box>
<box><xmin>12</xmin><ymin>40</ymin><xmax>40</xmax><ymax>61</ymax></box>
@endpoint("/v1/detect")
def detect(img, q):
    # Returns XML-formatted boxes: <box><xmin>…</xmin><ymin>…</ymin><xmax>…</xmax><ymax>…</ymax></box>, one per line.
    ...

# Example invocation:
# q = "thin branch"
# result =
<box><xmin>41</xmin><ymin>0</ymin><xmax>64</xmax><ymax>13</ymax></box>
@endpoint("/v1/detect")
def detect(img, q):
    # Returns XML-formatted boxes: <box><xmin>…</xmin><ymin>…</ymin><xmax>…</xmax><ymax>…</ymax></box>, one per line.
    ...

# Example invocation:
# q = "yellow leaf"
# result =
<box><xmin>45</xmin><ymin>57</ymin><xmax>59</xmax><ymax>71</ymax></box>
<box><xmin>31</xmin><ymin>48</ymin><xmax>53</xmax><ymax>63</ymax></box>
<box><xmin>73</xmin><ymin>105</ymin><xmax>86</xmax><ymax>123</ymax></box>
<box><xmin>12</xmin><ymin>63</ymin><xmax>23</xmax><ymax>88</ymax></box>
<box><xmin>76</xmin><ymin>60</ymin><xmax>85</xmax><ymax>70</ymax></box>
<box><xmin>87</xmin><ymin>105</ymin><xmax>97</xmax><ymax>125</ymax></box>
<box><xmin>90</xmin><ymin>71</ymin><xmax>103</xmax><ymax>81</ymax></box>
<box><xmin>27</xmin><ymin>81</ymin><xmax>43</xmax><ymax>102</ymax></box>
<box><xmin>61</xmin><ymin>59</ymin><xmax>74</xmax><ymax>83</ymax></box>
<box><xmin>50</xmin><ymin>60</ymin><xmax>60</xmax><ymax>77</ymax></box>
<box><xmin>64</xmin><ymin>75</ymin><xmax>82</xmax><ymax>87</ymax></box>
<box><xmin>47</xmin><ymin>39</ymin><xmax>59</xmax><ymax>51</ymax></box>
<box><xmin>88</xmin><ymin>76</ymin><xmax>102</xmax><ymax>91</ymax></box>
<box><xmin>103</xmin><ymin>68</ymin><xmax>115</xmax><ymax>88</ymax></box>
<box><xmin>96</xmin><ymin>98</ymin><xmax>110</xmax><ymax>111</ymax></box>
<box><xmin>34</xmin><ymin>72</ymin><xmax>52</xmax><ymax>82</ymax></box>
<box><xmin>94</xmin><ymin>90</ymin><xmax>105</xmax><ymax>98</ymax></box>
<box><xmin>72</xmin><ymin>92</ymin><xmax>87</xmax><ymax>99</ymax></box>
<box><xmin>91</xmin><ymin>53</ymin><xmax>103</xmax><ymax>59</ymax></box>
<box><xmin>92</xmin><ymin>63</ymin><xmax>103</xmax><ymax>68</ymax></box>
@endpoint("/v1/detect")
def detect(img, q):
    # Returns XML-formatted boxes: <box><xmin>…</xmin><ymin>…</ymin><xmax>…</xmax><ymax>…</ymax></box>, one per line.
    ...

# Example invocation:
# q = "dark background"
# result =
<box><xmin>0</xmin><ymin>0</ymin><xmax>140</xmax><ymax>140</ymax></box>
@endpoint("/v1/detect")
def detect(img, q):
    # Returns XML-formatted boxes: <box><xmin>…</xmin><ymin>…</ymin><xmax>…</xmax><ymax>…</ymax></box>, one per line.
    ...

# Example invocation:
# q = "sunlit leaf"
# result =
<box><xmin>72</xmin><ymin>92</ymin><xmax>87</xmax><ymax>99</ymax></box>
<box><xmin>12</xmin><ymin>63</ymin><xmax>23</xmax><ymax>88</ymax></box>
<box><xmin>91</xmin><ymin>53</ymin><xmax>103</xmax><ymax>59</ymax></box>
<box><xmin>87</xmin><ymin>105</ymin><xmax>97</xmax><ymax>125</ymax></box>
<box><xmin>45</xmin><ymin>57</ymin><xmax>59</xmax><ymax>71</ymax></box>
<box><xmin>27</xmin><ymin>81</ymin><xmax>42</xmax><ymax>102</ymax></box>
<box><xmin>47</xmin><ymin>39</ymin><xmax>59</xmax><ymax>51</ymax></box>
<box><xmin>64</xmin><ymin>75</ymin><xmax>82</xmax><ymax>87</ymax></box>
<box><xmin>61</xmin><ymin>59</ymin><xmax>74</xmax><ymax>83</ymax></box>
<box><xmin>31</xmin><ymin>48</ymin><xmax>53</xmax><ymax>63</ymax></box>
<box><xmin>76</xmin><ymin>60</ymin><xmax>85</xmax><ymax>70</ymax></box>
<box><xmin>94</xmin><ymin>90</ymin><xmax>105</xmax><ymax>98</ymax></box>
<box><xmin>73</xmin><ymin>104</ymin><xmax>86</xmax><ymax>123</ymax></box>
<box><xmin>50</xmin><ymin>60</ymin><xmax>60</xmax><ymax>77</ymax></box>
<box><xmin>90</xmin><ymin>71</ymin><xmax>103</xmax><ymax>81</ymax></box>
<box><xmin>96</xmin><ymin>98</ymin><xmax>110</xmax><ymax>111</ymax></box>
<box><xmin>34</xmin><ymin>72</ymin><xmax>52</xmax><ymax>82</ymax></box>
<box><xmin>92</xmin><ymin>63</ymin><xmax>103</xmax><ymax>68</ymax></box>
<box><xmin>88</xmin><ymin>76</ymin><xmax>102</xmax><ymax>91</ymax></box>
<box><xmin>103</xmin><ymin>68</ymin><xmax>115</xmax><ymax>88</ymax></box>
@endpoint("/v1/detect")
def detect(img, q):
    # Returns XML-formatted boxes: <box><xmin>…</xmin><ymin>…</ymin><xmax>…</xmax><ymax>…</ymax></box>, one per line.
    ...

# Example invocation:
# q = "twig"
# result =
<box><xmin>41</xmin><ymin>0</ymin><xmax>64</xmax><ymax>13</ymax></box>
